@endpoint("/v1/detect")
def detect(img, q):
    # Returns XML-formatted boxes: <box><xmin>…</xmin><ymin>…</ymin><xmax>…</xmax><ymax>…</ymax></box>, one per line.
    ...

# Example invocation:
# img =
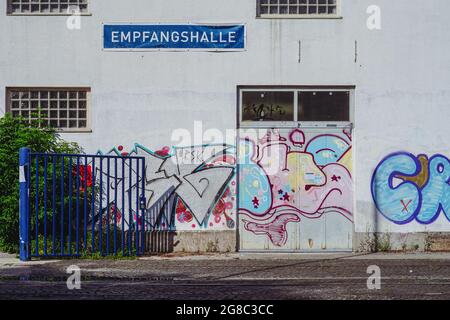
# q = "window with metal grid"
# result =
<box><xmin>6</xmin><ymin>88</ymin><xmax>90</xmax><ymax>131</ymax></box>
<box><xmin>257</xmin><ymin>0</ymin><xmax>339</xmax><ymax>17</ymax></box>
<box><xmin>7</xmin><ymin>0</ymin><xmax>88</xmax><ymax>14</ymax></box>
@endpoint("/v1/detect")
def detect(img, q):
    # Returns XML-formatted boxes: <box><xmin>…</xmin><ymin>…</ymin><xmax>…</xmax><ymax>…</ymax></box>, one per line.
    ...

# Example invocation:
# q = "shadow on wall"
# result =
<box><xmin>143</xmin><ymin>231</ymin><xmax>178</xmax><ymax>254</ymax></box>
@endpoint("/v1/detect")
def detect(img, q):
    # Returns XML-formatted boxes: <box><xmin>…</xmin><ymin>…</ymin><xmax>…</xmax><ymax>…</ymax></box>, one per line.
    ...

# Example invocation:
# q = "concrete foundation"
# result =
<box><xmin>354</xmin><ymin>232</ymin><xmax>450</xmax><ymax>253</ymax></box>
<box><xmin>143</xmin><ymin>231</ymin><xmax>450</xmax><ymax>254</ymax></box>
<box><xmin>144</xmin><ymin>231</ymin><xmax>236</xmax><ymax>253</ymax></box>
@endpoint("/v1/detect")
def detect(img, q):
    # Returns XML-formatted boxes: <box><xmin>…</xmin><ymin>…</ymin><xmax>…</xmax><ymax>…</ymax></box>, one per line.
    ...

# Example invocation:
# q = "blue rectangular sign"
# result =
<box><xmin>103</xmin><ymin>24</ymin><xmax>246</xmax><ymax>51</ymax></box>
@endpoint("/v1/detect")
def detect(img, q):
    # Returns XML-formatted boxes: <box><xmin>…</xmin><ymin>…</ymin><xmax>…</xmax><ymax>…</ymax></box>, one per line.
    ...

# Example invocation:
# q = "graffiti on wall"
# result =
<box><xmin>371</xmin><ymin>152</ymin><xmax>450</xmax><ymax>225</ymax></box>
<box><xmin>96</xmin><ymin>144</ymin><xmax>237</xmax><ymax>231</ymax></box>
<box><xmin>238</xmin><ymin>129</ymin><xmax>353</xmax><ymax>247</ymax></box>
<box><xmin>92</xmin><ymin>128</ymin><xmax>355</xmax><ymax>241</ymax></box>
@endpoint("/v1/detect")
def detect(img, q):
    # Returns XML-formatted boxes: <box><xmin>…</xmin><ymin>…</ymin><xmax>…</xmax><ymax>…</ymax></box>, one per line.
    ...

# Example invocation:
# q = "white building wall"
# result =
<box><xmin>1</xmin><ymin>0</ymin><xmax>449</xmax><ymax>244</ymax></box>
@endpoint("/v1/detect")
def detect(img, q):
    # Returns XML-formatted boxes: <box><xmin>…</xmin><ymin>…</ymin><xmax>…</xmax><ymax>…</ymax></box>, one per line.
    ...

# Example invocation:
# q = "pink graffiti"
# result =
<box><xmin>289</xmin><ymin>129</ymin><xmax>306</xmax><ymax>147</ymax></box>
<box><xmin>155</xmin><ymin>146</ymin><xmax>170</xmax><ymax>157</ymax></box>
<box><xmin>259</xmin><ymin>129</ymin><xmax>287</xmax><ymax>145</ymax></box>
<box><xmin>239</xmin><ymin>129</ymin><xmax>353</xmax><ymax>247</ymax></box>
<box><xmin>117</xmin><ymin>145</ymin><xmax>129</xmax><ymax>157</ymax></box>
<box><xmin>243</xmin><ymin>214</ymin><xmax>301</xmax><ymax>247</ymax></box>
<box><xmin>298</xmin><ymin>164</ymin><xmax>352</xmax><ymax>217</ymax></box>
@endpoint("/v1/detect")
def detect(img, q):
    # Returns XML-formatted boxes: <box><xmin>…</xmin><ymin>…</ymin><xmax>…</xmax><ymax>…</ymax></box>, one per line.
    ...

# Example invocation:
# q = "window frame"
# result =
<box><xmin>5</xmin><ymin>86</ymin><xmax>92</xmax><ymax>133</ymax></box>
<box><xmin>238</xmin><ymin>85</ymin><xmax>354</xmax><ymax>129</ymax></box>
<box><xmin>6</xmin><ymin>0</ymin><xmax>91</xmax><ymax>16</ymax></box>
<box><xmin>256</xmin><ymin>0</ymin><xmax>342</xmax><ymax>19</ymax></box>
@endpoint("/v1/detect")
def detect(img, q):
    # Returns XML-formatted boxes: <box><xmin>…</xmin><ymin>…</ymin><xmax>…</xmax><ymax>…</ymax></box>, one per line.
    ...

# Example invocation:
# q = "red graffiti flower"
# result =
<box><xmin>176</xmin><ymin>201</ymin><xmax>186</xmax><ymax>213</ymax></box>
<box><xmin>176</xmin><ymin>201</ymin><xmax>193</xmax><ymax>223</ymax></box>
<box><xmin>213</xmin><ymin>199</ymin><xmax>226</xmax><ymax>216</ymax></box>
<box><xmin>155</xmin><ymin>146</ymin><xmax>170</xmax><ymax>157</ymax></box>
<box><xmin>177</xmin><ymin>210</ymin><xmax>193</xmax><ymax>223</ymax></box>
<box><xmin>223</xmin><ymin>187</ymin><xmax>231</xmax><ymax>198</ymax></box>
<box><xmin>118</xmin><ymin>145</ymin><xmax>129</xmax><ymax>157</ymax></box>
<box><xmin>225</xmin><ymin>202</ymin><xmax>233</xmax><ymax>210</ymax></box>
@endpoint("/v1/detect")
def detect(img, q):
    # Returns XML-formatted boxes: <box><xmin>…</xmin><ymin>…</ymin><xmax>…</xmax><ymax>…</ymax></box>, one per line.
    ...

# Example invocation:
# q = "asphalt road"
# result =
<box><xmin>1</xmin><ymin>253</ymin><xmax>449</xmax><ymax>300</ymax></box>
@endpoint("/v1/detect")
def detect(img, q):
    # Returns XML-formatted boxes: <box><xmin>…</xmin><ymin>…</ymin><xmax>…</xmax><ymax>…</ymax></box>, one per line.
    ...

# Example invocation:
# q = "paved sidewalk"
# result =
<box><xmin>3</xmin><ymin>251</ymin><xmax>450</xmax><ymax>267</ymax></box>
<box><xmin>1</xmin><ymin>252</ymin><xmax>450</xmax><ymax>300</ymax></box>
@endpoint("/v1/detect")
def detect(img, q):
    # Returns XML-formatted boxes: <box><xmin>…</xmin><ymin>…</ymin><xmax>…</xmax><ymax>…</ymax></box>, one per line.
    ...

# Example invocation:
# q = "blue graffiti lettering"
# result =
<box><xmin>371</xmin><ymin>152</ymin><xmax>450</xmax><ymax>225</ymax></box>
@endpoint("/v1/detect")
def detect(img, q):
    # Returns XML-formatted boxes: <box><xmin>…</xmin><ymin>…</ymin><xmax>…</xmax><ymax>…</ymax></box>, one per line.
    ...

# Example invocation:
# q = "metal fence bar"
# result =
<box><xmin>91</xmin><ymin>157</ymin><xmax>96</xmax><ymax>254</ymax></box>
<box><xmin>52</xmin><ymin>155</ymin><xmax>57</xmax><ymax>255</ymax></box>
<box><xmin>121</xmin><ymin>157</ymin><xmax>125</xmax><ymax>256</ymax></box>
<box><xmin>128</xmin><ymin>158</ymin><xmax>132</xmax><ymax>255</ymax></box>
<box><xmin>43</xmin><ymin>155</ymin><xmax>48</xmax><ymax>256</ymax></box>
<box><xmin>35</xmin><ymin>155</ymin><xmax>39</xmax><ymax>256</ymax></box>
<box><xmin>135</xmin><ymin>158</ymin><xmax>139</xmax><ymax>254</ymax></box>
<box><xmin>60</xmin><ymin>155</ymin><xmax>65</xmax><ymax>256</ymax></box>
<box><xmin>106</xmin><ymin>157</ymin><xmax>110</xmax><ymax>255</ymax></box>
<box><xmin>76</xmin><ymin>156</ymin><xmax>80</xmax><ymax>256</ymax></box>
<box><xmin>99</xmin><ymin>157</ymin><xmax>103</xmax><ymax>256</ymax></box>
<box><xmin>19</xmin><ymin>148</ymin><xmax>30</xmax><ymax>261</ymax></box>
<box><xmin>83</xmin><ymin>155</ymin><xmax>88</xmax><ymax>254</ymax></box>
<box><xmin>27</xmin><ymin>151</ymin><xmax>31</xmax><ymax>257</ymax></box>
<box><xmin>68</xmin><ymin>157</ymin><xmax>73</xmax><ymax>256</ymax></box>
<box><xmin>141</xmin><ymin>158</ymin><xmax>146</xmax><ymax>255</ymax></box>
<box><xmin>31</xmin><ymin>152</ymin><xmax>144</xmax><ymax>160</ymax></box>
<box><xmin>114</xmin><ymin>157</ymin><xmax>118</xmax><ymax>256</ymax></box>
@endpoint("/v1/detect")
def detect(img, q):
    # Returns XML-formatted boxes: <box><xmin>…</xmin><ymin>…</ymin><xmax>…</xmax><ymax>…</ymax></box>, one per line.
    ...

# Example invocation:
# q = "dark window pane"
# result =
<box><xmin>242</xmin><ymin>91</ymin><xmax>294</xmax><ymax>122</ymax></box>
<box><xmin>79</xmin><ymin>101</ymin><xmax>87</xmax><ymax>109</ymax></box>
<box><xmin>10</xmin><ymin>91</ymin><xmax>20</xmax><ymax>99</ymax></box>
<box><xmin>298</xmin><ymin>91</ymin><xmax>349</xmax><ymax>121</ymax></box>
<box><xmin>78</xmin><ymin>120</ymin><xmax>87</xmax><ymax>128</ymax></box>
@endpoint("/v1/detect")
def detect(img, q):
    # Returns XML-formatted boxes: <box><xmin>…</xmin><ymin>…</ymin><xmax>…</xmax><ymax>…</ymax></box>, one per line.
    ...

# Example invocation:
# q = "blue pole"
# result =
<box><xmin>128</xmin><ymin>159</ymin><xmax>132</xmax><ymax>255</ymax></box>
<box><xmin>114</xmin><ymin>158</ymin><xmax>118</xmax><ymax>256</ymax></box>
<box><xmin>19</xmin><ymin>148</ymin><xmax>31</xmax><ymax>261</ymax></box>
<box><xmin>91</xmin><ymin>158</ymin><xmax>96</xmax><ymax>254</ymax></box>
<box><xmin>106</xmin><ymin>158</ymin><xmax>110</xmax><ymax>255</ymax></box>
<box><xmin>68</xmin><ymin>157</ymin><xmax>73</xmax><ymax>256</ymax></box>
<box><xmin>43</xmin><ymin>156</ymin><xmax>48</xmax><ymax>256</ymax></box>
<box><xmin>35</xmin><ymin>155</ymin><xmax>39</xmax><ymax>256</ymax></box>
<box><xmin>141</xmin><ymin>158</ymin><xmax>146</xmax><ymax>255</ymax></box>
<box><xmin>135</xmin><ymin>158</ymin><xmax>139</xmax><ymax>255</ymax></box>
<box><xmin>121</xmin><ymin>158</ymin><xmax>125</xmax><ymax>256</ymax></box>
<box><xmin>76</xmin><ymin>157</ymin><xmax>80</xmax><ymax>256</ymax></box>
<box><xmin>99</xmin><ymin>158</ymin><xmax>103</xmax><ymax>256</ymax></box>
<box><xmin>60</xmin><ymin>156</ymin><xmax>65</xmax><ymax>256</ymax></box>
<box><xmin>52</xmin><ymin>156</ymin><xmax>57</xmax><ymax>255</ymax></box>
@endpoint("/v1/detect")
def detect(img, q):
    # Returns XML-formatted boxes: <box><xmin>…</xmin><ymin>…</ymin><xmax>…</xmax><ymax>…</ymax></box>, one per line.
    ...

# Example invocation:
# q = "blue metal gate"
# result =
<box><xmin>19</xmin><ymin>148</ymin><xmax>146</xmax><ymax>261</ymax></box>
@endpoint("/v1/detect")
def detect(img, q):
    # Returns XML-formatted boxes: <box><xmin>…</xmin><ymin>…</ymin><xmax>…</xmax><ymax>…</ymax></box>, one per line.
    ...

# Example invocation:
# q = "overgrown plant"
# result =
<box><xmin>0</xmin><ymin>113</ymin><xmax>82</xmax><ymax>253</ymax></box>
<box><xmin>376</xmin><ymin>233</ymin><xmax>392</xmax><ymax>252</ymax></box>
